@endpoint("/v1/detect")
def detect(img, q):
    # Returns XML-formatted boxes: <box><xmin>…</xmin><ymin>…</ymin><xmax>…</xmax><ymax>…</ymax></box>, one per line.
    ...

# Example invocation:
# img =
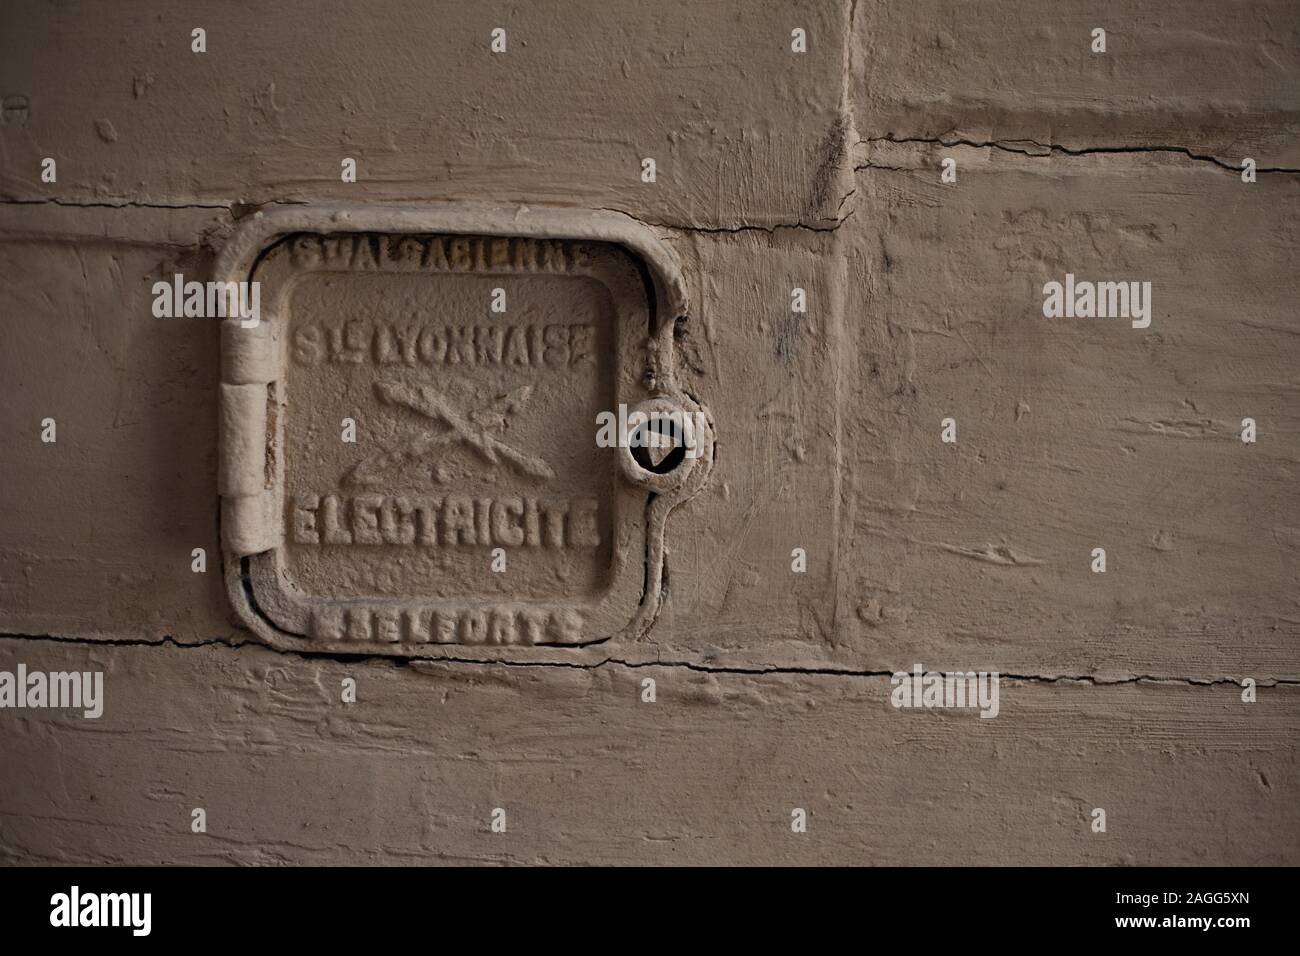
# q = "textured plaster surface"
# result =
<box><xmin>0</xmin><ymin>1</ymin><xmax>1297</xmax><ymax>864</ymax></box>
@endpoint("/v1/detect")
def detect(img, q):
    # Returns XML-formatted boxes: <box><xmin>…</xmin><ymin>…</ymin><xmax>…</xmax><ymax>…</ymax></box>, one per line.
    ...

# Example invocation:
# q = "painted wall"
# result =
<box><xmin>1</xmin><ymin>0</ymin><xmax>1296</xmax><ymax>864</ymax></box>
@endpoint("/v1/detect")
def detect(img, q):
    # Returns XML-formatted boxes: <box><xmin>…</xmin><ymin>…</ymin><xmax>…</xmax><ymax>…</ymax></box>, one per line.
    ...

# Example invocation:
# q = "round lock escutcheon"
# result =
<box><xmin>617</xmin><ymin>397</ymin><xmax>705</xmax><ymax>493</ymax></box>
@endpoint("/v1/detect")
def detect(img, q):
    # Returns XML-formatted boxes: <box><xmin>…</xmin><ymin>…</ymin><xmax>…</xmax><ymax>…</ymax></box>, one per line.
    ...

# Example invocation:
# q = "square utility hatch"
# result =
<box><xmin>217</xmin><ymin>204</ymin><xmax>711</xmax><ymax>658</ymax></box>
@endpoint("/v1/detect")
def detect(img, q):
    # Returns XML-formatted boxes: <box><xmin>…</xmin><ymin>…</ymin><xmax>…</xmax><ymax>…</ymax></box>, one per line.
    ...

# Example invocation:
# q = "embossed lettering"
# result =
<box><xmin>291</xmin><ymin>495</ymin><xmax>601</xmax><ymax>549</ymax></box>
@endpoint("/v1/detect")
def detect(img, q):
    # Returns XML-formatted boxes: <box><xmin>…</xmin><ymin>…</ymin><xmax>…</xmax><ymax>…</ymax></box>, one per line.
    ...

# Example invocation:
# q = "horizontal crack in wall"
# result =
<box><xmin>1</xmin><ymin>632</ymin><xmax>1295</xmax><ymax>688</ymax></box>
<box><xmin>860</xmin><ymin>135</ymin><xmax>1300</xmax><ymax>175</ymax></box>
<box><xmin>598</xmin><ymin>208</ymin><xmax>854</xmax><ymax>235</ymax></box>
<box><xmin>0</xmin><ymin>196</ymin><xmax>311</xmax><ymax>213</ymax></box>
<box><xmin>3</xmin><ymin>197</ymin><xmax>853</xmax><ymax>235</ymax></box>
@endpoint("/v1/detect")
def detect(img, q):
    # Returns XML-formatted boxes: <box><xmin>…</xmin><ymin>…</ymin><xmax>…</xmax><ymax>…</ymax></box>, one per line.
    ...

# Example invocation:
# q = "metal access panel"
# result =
<box><xmin>217</xmin><ymin>204</ymin><xmax>713</xmax><ymax>660</ymax></box>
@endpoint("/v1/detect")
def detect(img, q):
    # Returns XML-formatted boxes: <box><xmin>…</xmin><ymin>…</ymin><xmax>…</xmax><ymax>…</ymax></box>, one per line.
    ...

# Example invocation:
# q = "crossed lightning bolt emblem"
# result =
<box><xmin>345</xmin><ymin>380</ymin><xmax>555</xmax><ymax>487</ymax></box>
